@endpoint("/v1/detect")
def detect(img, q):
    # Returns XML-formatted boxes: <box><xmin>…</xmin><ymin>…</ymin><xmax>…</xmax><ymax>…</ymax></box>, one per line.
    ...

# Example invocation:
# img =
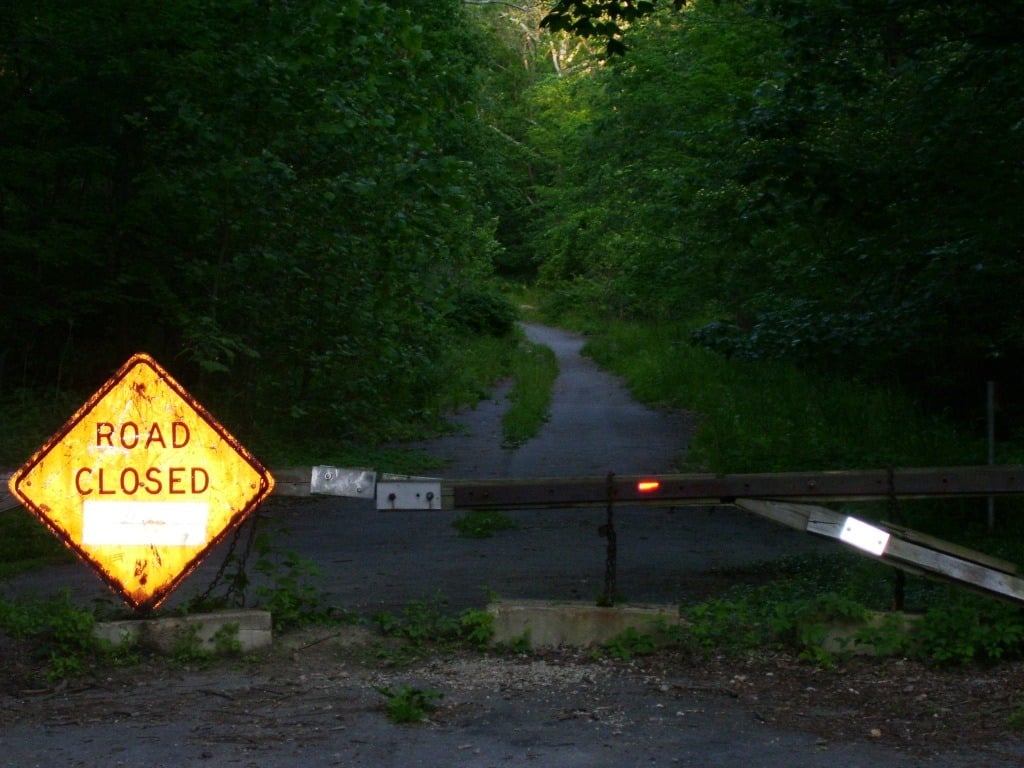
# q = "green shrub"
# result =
<box><xmin>684</xmin><ymin>596</ymin><xmax>771</xmax><ymax>654</ymax></box>
<box><xmin>910</xmin><ymin>601</ymin><xmax>1024</xmax><ymax>665</ymax></box>
<box><xmin>373</xmin><ymin>596</ymin><xmax>497</xmax><ymax>655</ymax></box>
<box><xmin>458</xmin><ymin>609</ymin><xmax>495</xmax><ymax>650</ymax></box>
<box><xmin>374</xmin><ymin>595</ymin><xmax>461</xmax><ymax>647</ymax></box>
<box><xmin>681</xmin><ymin>570</ymin><xmax>1024</xmax><ymax>668</ymax></box>
<box><xmin>376</xmin><ymin>684</ymin><xmax>443</xmax><ymax>724</ymax></box>
<box><xmin>0</xmin><ymin>590</ymin><xmax>98</xmax><ymax>681</ymax></box>
<box><xmin>499</xmin><ymin>628</ymin><xmax>532</xmax><ymax>654</ymax></box>
<box><xmin>251</xmin><ymin>534</ymin><xmax>347</xmax><ymax>631</ymax></box>
<box><xmin>601</xmin><ymin>627</ymin><xmax>658</xmax><ymax>660</ymax></box>
<box><xmin>448</xmin><ymin>289</ymin><xmax>518</xmax><ymax>337</ymax></box>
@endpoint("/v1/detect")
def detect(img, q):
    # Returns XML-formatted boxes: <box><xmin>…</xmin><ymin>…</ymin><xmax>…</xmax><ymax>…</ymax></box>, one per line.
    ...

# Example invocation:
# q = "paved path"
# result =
<box><xmin>421</xmin><ymin>323</ymin><xmax>694</xmax><ymax>478</ymax></box>
<box><xmin>3</xmin><ymin>324</ymin><xmax>1021</xmax><ymax>768</ymax></box>
<box><xmin>253</xmin><ymin>323</ymin><xmax>829</xmax><ymax>615</ymax></box>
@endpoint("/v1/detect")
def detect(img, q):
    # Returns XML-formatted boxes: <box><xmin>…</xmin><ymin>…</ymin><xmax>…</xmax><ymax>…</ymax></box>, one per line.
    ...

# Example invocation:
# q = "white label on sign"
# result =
<box><xmin>839</xmin><ymin>516</ymin><xmax>890</xmax><ymax>556</ymax></box>
<box><xmin>82</xmin><ymin>501</ymin><xmax>209</xmax><ymax>546</ymax></box>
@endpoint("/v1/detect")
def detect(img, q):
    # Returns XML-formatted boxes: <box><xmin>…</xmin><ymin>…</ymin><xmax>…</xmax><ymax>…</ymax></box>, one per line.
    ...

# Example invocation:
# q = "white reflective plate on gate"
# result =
<box><xmin>839</xmin><ymin>516</ymin><xmax>890</xmax><ymax>556</ymax></box>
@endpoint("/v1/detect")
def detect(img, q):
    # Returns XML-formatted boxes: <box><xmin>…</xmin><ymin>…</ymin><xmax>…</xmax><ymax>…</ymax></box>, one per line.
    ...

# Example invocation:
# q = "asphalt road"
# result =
<box><xmin>3</xmin><ymin>323</ymin><xmax>1021</xmax><ymax>767</ymax></box>
<box><xmin>240</xmin><ymin>323</ymin><xmax>834</xmax><ymax>617</ymax></box>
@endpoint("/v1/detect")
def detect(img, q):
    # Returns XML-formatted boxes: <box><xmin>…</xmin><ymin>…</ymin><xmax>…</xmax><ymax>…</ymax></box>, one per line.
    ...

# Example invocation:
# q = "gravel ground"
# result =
<box><xmin>3</xmin><ymin>625</ymin><xmax>1023</xmax><ymax>767</ymax></box>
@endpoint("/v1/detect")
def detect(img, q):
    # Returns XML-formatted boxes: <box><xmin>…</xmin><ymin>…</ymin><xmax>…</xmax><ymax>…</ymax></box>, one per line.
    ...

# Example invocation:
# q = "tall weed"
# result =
<box><xmin>582</xmin><ymin>320</ymin><xmax>985</xmax><ymax>473</ymax></box>
<box><xmin>503</xmin><ymin>340</ymin><xmax>558</xmax><ymax>447</ymax></box>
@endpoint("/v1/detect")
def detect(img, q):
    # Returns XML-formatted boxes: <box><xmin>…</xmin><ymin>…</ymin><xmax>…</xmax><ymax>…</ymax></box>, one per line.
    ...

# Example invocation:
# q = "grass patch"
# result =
<box><xmin>371</xmin><ymin>594</ymin><xmax>496</xmax><ymax>664</ymax></box>
<box><xmin>0</xmin><ymin>330</ymin><xmax>522</xmax><ymax>473</ymax></box>
<box><xmin>437</xmin><ymin>332</ymin><xmax>518</xmax><ymax>417</ymax></box>
<box><xmin>582</xmin><ymin>320</ymin><xmax>985</xmax><ymax>474</ymax></box>
<box><xmin>0</xmin><ymin>590</ymin><xmax>101</xmax><ymax>681</ymax></box>
<box><xmin>600</xmin><ymin>626</ymin><xmax>661</xmax><ymax>660</ymax></box>
<box><xmin>502</xmin><ymin>340</ymin><xmax>558</xmax><ymax>447</ymax></box>
<box><xmin>451</xmin><ymin>509</ymin><xmax>518</xmax><ymax>538</ymax></box>
<box><xmin>254</xmin><ymin>332</ymin><xmax>521</xmax><ymax>468</ymax></box>
<box><xmin>680</xmin><ymin>556</ymin><xmax>1024</xmax><ymax>667</ymax></box>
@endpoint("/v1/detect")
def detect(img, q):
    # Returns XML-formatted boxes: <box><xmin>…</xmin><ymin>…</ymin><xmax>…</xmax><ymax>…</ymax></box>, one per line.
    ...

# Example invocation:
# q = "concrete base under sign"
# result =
<box><xmin>487</xmin><ymin>600</ymin><xmax>682</xmax><ymax>649</ymax></box>
<box><xmin>93</xmin><ymin>609</ymin><xmax>272</xmax><ymax>655</ymax></box>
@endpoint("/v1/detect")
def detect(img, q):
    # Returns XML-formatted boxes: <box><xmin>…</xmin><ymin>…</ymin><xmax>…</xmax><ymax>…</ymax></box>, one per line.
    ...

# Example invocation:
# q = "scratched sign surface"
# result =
<box><xmin>7</xmin><ymin>353</ymin><xmax>274</xmax><ymax>612</ymax></box>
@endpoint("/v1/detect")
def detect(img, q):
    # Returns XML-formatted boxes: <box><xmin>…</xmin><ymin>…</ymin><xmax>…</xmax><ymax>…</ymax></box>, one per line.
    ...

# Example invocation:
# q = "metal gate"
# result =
<box><xmin>272</xmin><ymin>464</ymin><xmax>1024</xmax><ymax>606</ymax></box>
<box><xmin>5</xmin><ymin>464</ymin><xmax>1024</xmax><ymax>608</ymax></box>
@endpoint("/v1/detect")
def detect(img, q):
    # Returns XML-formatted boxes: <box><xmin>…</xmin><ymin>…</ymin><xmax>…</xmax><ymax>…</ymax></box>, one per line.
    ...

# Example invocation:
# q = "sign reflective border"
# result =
<box><xmin>7</xmin><ymin>353</ymin><xmax>274</xmax><ymax>612</ymax></box>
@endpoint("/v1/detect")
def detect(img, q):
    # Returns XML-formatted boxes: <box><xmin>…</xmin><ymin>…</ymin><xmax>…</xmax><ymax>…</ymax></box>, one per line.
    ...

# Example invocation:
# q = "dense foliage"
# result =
<box><xmin>525</xmin><ymin>0</ymin><xmax>1024</xmax><ymax>435</ymax></box>
<box><xmin>4</xmin><ymin>0</ymin><xmax>1023</xmax><ymax>450</ymax></box>
<box><xmin>1</xmin><ymin>0</ymin><xmax>508</xmax><ymax>449</ymax></box>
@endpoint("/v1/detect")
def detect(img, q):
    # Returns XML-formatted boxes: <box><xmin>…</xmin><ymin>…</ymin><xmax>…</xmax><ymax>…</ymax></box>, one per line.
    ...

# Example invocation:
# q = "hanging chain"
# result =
<box><xmin>600</xmin><ymin>471</ymin><xmax>618</xmax><ymax>607</ymax></box>
<box><xmin>193</xmin><ymin>511</ymin><xmax>261</xmax><ymax>608</ymax></box>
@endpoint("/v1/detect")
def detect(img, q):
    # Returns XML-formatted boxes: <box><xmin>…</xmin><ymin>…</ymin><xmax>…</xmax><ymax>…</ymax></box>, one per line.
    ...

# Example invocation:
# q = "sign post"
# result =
<box><xmin>7</xmin><ymin>353</ymin><xmax>274</xmax><ymax>612</ymax></box>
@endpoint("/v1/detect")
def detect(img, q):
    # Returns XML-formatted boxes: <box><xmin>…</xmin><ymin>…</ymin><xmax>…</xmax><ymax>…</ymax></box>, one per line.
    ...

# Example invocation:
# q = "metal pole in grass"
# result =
<box><xmin>987</xmin><ymin>380</ymin><xmax>996</xmax><ymax>531</ymax></box>
<box><xmin>887</xmin><ymin>467</ymin><xmax>905</xmax><ymax>611</ymax></box>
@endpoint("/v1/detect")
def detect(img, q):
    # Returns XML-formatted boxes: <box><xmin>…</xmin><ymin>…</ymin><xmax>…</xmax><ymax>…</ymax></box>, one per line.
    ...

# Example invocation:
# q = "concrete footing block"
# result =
<box><xmin>488</xmin><ymin>599</ymin><xmax>682</xmax><ymax>649</ymax></box>
<box><xmin>487</xmin><ymin>600</ymin><xmax>919</xmax><ymax>656</ymax></box>
<box><xmin>94</xmin><ymin>609</ymin><xmax>273</xmax><ymax>654</ymax></box>
<box><xmin>822</xmin><ymin>610</ymin><xmax>921</xmax><ymax>656</ymax></box>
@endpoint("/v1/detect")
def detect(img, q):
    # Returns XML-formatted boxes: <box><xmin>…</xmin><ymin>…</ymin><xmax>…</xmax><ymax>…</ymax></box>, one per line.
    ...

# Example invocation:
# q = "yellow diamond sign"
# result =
<box><xmin>7</xmin><ymin>353</ymin><xmax>274</xmax><ymax>612</ymax></box>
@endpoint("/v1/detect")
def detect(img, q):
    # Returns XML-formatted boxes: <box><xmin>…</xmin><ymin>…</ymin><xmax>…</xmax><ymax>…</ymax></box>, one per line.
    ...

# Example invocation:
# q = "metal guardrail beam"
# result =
<box><xmin>9</xmin><ymin>465</ymin><xmax>1024</xmax><ymax>512</ymax></box>
<box><xmin>449</xmin><ymin>466</ymin><xmax>1024</xmax><ymax>510</ymax></box>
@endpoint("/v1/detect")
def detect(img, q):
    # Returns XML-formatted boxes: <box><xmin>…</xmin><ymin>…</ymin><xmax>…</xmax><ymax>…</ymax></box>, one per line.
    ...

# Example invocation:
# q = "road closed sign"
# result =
<box><xmin>7</xmin><ymin>353</ymin><xmax>274</xmax><ymax>611</ymax></box>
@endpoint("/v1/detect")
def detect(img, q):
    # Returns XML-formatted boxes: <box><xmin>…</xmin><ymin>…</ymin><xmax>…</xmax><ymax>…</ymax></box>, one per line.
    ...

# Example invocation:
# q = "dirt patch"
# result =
<box><xmin>638</xmin><ymin>648</ymin><xmax>1024</xmax><ymax>760</ymax></box>
<box><xmin>2</xmin><ymin>625</ymin><xmax>1022</xmax><ymax>765</ymax></box>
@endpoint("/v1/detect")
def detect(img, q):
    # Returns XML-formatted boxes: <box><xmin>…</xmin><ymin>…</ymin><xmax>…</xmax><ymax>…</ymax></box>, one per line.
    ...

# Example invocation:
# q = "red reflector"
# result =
<box><xmin>637</xmin><ymin>480</ymin><xmax>661</xmax><ymax>493</ymax></box>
